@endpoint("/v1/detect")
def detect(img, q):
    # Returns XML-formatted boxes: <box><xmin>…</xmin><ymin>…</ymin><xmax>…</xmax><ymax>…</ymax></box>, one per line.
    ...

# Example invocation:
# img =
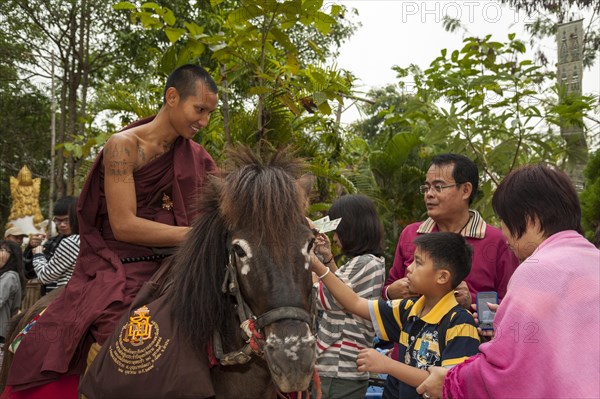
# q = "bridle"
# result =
<box><xmin>212</xmin><ymin>251</ymin><xmax>315</xmax><ymax>366</ymax></box>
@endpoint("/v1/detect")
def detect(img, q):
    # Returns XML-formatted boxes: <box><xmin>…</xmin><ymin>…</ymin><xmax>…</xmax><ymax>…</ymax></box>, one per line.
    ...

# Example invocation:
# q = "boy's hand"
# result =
<box><xmin>356</xmin><ymin>348</ymin><xmax>389</xmax><ymax>375</ymax></box>
<box><xmin>386</xmin><ymin>277</ymin><xmax>417</xmax><ymax>299</ymax></box>
<box><xmin>472</xmin><ymin>302</ymin><xmax>499</xmax><ymax>338</ymax></box>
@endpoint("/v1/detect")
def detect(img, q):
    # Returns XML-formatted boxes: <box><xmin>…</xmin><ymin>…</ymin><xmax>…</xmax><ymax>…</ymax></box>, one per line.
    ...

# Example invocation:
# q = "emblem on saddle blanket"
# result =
<box><xmin>109</xmin><ymin>305</ymin><xmax>171</xmax><ymax>375</ymax></box>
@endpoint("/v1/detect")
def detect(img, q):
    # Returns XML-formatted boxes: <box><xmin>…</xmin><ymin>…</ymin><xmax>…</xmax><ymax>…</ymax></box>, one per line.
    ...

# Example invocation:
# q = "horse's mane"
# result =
<box><xmin>169</xmin><ymin>145</ymin><xmax>308</xmax><ymax>355</ymax></box>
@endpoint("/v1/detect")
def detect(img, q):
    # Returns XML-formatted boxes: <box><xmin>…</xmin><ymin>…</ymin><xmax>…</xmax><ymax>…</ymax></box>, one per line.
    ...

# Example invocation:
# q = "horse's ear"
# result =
<box><xmin>296</xmin><ymin>173</ymin><xmax>315</xmax><ymax>209</ymax></box>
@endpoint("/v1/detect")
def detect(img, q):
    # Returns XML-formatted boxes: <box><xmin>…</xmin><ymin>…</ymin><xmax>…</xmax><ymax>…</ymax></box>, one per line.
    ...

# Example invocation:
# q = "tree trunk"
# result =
<box><xmin>220</xmin><ymin>63</ymin><xmax>231</xmax><ymax>145</ymax></box>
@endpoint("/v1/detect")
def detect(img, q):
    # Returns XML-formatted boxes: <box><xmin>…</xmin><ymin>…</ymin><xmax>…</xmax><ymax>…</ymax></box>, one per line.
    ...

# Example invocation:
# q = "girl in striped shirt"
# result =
<box><xmin>311</xmin><ymin>194</ymin><xmax>386</xmax><ymax>399</ymax></box>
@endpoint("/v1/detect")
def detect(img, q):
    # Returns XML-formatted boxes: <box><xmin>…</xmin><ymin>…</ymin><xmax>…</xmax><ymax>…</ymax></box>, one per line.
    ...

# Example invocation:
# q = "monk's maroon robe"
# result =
<box><xmin>7</xmin><ymin>121</ymin><xmax>216</xmax><ymax>391</ymax></box>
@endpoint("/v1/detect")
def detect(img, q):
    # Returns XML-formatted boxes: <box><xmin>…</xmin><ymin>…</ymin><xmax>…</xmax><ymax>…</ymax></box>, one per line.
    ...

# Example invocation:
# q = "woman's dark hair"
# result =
<box><xmin>328</xmin><ymin>194</ymin><xmax>384</xmax><ymax>257</ymax></box>
<box><xmin>0</xmin><ymin>240</ymin><xmax>27</xmax><ymax>295</ymax></box>
<box><xmin>492</xmin><ymin>164</ymin><xmax>583</xmax><ymax>239</ymax></box>
<box><xmin>431</xmin><ymin>154</ymin><xmax>479</xmax><ymax>205</ymax></box>
<box><xmin>163</xmin><ymin>64</ymin><xmax>218</xmax><ymax>104</ymax></box>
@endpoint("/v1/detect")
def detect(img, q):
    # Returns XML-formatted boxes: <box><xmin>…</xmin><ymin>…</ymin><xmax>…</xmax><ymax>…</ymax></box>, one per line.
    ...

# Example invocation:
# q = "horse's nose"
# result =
<box><xmin>262</xmin><ymin>323</ymin><xmax>317</xmax><ymax>390</ymax></box>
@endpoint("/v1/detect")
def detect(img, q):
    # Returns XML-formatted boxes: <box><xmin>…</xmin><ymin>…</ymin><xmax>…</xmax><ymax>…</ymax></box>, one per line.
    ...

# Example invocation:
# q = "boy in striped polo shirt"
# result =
<box><xmin>310</xmin><ymin>232</ymin><xmax>480</xmax><ymax>399</ymax></box>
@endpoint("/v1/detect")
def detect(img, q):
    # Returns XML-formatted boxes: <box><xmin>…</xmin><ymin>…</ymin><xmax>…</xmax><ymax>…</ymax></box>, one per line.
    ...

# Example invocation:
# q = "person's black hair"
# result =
<box><xmin>328</xmin><ymin>194</ymin><xmax>384</xmax><ymax>257</ymax></box>
<box><xmin>0</xmin><ymin>240</ymin><xmax>27</xmax><ymax>295</ymax></box>
<box><xmin>69</xmin><ymin>196</ymin><xmax>79</xmax><ymax>235</ymax></box>
<box><xmin>413</xmin><ymin>232</ymin><xmax>472</xmax><ymax>288</ymax></box>
<box><xmin>492</xmin><ymin>164</ymin><xmax>583</xmax><ymax>239</ymax></box>
<box><xmin>163</xmin><ymin>64</ymin><xmax>218</xmax><ymax>104</ymax></box>
<box><xmin>431</xmin><ymin>154</ymin><xmax>479</xmax><ymax>205</ymax></box>
<box><xmin>54</xmin><ymin>195</ymin><xmax>77</xmax><ymax>216</ymax></box>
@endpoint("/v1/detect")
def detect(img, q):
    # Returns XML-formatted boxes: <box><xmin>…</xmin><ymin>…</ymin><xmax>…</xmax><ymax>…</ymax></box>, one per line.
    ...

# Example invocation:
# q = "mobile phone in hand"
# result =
<box><xmin>476</xmin><ymin>291</ymin><xmax>498</xmax><ymax>330</ymax></box>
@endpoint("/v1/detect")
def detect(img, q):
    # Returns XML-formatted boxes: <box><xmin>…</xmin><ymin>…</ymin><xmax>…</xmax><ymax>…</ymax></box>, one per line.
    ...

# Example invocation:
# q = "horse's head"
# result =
<box><xmin>171</xmin><ymin>146</ymin><xmax>317</xmax><ymax>393</ymax></box>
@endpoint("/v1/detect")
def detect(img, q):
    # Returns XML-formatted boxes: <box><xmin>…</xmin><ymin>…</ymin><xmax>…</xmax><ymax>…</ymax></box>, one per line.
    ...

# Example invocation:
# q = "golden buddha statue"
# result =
<box><xmin>8</xmin><ymin>165</ymin><xmax>44</xmax><ymax>227</ymax></box>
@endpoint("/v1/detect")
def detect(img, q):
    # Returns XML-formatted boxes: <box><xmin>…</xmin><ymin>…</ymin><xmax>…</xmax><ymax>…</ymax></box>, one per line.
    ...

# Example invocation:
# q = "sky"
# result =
<box><xmin>333</xmin><ymin>0</ymin><xmax>600</xmax><ymax>130</ymax></box>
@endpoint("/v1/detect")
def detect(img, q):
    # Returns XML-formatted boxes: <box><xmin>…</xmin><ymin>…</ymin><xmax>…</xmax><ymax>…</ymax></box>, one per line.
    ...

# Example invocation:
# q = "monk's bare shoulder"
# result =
<box><xmin>103</xmin><ymin>132</ymin><xmax>138</xmax><ymax>180</ymax></box>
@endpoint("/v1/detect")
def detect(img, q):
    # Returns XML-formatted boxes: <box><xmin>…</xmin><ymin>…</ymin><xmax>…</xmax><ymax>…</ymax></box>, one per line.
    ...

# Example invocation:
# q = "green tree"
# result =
<box><xmin>388</xmin><ymin>34</ymin><xmax>595</xmax><ymax>219</ymax></box>
<box><xmin>580</xmin><ymin>149</ymin><xmax>600</xmax><ymax>242</ymax></box>
<box><xmin>0</xmin><ymin>86</ymin><xmax>52</xmax><ymax>224</ymax></box>
<box><xmin>0</xmin><ymin>0</ymin><xmax>160</xmax><ymax>202</ymax></box>
<box><xmin>348</xmin><ymin>85</ymin><xmax>430</xmax><ymax>263</ymax></box>
<box><xmin>108</xmin><ymin>0</ymin><xmax>361</xmax><ymax>212</ymax></box>
<box><xmin>498</xmin><ymin>0</ymin><xmax>599</xmax><ymax>68</ymax></box>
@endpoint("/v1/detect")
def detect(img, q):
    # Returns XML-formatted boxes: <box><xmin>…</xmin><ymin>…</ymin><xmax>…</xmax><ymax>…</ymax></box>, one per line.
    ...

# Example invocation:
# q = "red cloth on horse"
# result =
<box><xmin>1</xmin><ymin>375</ymin><xmax>79</xmax><ymax>399</ymax></box>
<box><xmin>7</xmin><ymin>118</ymin><xmax>216</xmax><ymax>391</ymax></box>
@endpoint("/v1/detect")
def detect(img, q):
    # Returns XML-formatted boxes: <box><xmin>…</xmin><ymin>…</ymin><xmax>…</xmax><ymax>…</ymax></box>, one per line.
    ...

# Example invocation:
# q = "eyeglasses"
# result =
<box><xmin>419</xmin><ymin>183</ymin><xmax>461</xmax><ymax>194</ymax></box>
<box><xmin>53</xmin><ymin>217</ymin><xmax>70</xmax><ymax>225</ymax></box>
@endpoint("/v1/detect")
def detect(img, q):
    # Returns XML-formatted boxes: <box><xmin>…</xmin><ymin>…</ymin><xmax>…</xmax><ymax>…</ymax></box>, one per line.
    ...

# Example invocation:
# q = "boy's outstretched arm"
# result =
<box><xmin>309</xmin><ymin>253</ymin><xmax>370</xmax><ymax>319</ymax></box>
<box><xmin>357</xmin><ymin>349</ymin><xmax>430</xmax><ymax>388</ymax></box>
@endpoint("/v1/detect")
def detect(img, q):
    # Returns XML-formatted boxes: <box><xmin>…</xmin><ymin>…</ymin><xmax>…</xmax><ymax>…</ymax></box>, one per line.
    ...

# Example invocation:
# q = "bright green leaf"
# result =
<box><xmin>184</xmin><ymin>21</ymin><xmax>204</xmax><ymax>37</ymax></box>
<box><xmin>141</xmin><ymin>2</ymin><xmax>160</xmax><ymax>11</ymax></box>
<box><xmin>113</xmin><ymin>2</ymin><xmax>136</xmax><ymax>10</ymax></box>
<box><xmin>164</xmin><ymin>27</ymin><xmax>185</xmax><ymax>43</ymax></box>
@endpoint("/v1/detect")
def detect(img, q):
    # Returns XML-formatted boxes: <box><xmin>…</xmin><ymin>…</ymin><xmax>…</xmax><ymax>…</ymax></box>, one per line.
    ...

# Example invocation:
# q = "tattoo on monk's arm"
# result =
<box><xmin>107</xmin><ymin>161</ymin><xmax>135</xmax><ymax>183</ymax></box>
<box><xmin>137</xmin><ymin>143</ymin><xmax>145</xmax><ymax>161</ymax></box>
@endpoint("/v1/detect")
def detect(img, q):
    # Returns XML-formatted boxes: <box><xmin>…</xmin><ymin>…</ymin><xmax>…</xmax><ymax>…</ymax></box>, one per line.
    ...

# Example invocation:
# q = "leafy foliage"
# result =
<box><xmin>580</xmin><ymin>149</ymin><xmax>600</xmax><ymax>242</ymax></box>
<box><xmin>498</xmin><ymin>0</ymin><xmax>599</xmax><ymax>67</ymax></box>
<box><xmin>388</xmin><ymin>34</ymin><xmax>596</xmax><ymax>220</ymax></box>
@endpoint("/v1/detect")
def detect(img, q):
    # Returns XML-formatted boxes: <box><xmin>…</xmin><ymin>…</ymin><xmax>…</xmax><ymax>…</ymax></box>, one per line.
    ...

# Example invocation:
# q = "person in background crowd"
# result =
<box><xmin>22</xmin><ymin>196</ymin><xmax>77</xmax><ymax>287</ymax></box>
<box><xmin>32</xmin><ymin>197</ymin><xmax>80</xmax><ymax>290</ymax></box>
<box><xmin>0</xmin><ymin>240</ymin><xmax>26</xmax><ymax>344</ymax></box>
<box><xmin>3</xmin><ymin>228</ymin><xmax>27</xmax><ymax>247</ymax></box>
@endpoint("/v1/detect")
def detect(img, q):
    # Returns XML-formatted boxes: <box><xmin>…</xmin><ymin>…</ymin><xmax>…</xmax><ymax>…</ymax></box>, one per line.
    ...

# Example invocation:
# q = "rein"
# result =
<box><xmin>212</xmin><ymin>252</ymin><xmax>313</xmax><ymax>366</ymax></box>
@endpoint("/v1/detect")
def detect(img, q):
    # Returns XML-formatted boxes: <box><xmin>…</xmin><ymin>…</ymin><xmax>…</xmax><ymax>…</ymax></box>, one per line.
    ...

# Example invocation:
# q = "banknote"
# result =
<box><xmin>312</xmin><ymin>216</ymin><xmax>341</xmax><ymax>233</ymax></box>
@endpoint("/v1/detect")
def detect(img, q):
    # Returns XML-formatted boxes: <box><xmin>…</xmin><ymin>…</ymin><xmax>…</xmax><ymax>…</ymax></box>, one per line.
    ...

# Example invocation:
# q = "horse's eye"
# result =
<box><xmin>232</xmin><ymin>244</ymin><xmax>247</xmax><ymax>258</ymax></box>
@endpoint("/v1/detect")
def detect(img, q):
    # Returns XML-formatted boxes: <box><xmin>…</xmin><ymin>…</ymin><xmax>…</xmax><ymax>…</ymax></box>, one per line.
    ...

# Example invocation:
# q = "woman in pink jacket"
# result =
<box><xmin>417</xmin><ymin>164</ymin><xmax>600</xmax><ymax>399</ymax></box>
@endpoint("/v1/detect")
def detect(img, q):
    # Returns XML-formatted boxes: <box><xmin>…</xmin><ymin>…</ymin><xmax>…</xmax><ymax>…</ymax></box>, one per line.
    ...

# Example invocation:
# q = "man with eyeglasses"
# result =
<box><xmin>22</xmin><ymin>196</ymin><xmax>77</xmax><ymax>294</ymax></box>
<box><xmin>380</xmin><ymin>153</ymin><xmax>519</xmax><ymax>399</ymax></box>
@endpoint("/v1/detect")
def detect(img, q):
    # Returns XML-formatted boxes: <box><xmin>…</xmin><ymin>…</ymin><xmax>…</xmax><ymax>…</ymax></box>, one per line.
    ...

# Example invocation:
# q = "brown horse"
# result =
<box><xmin>182</xmin><ymin>146</ymin><xmax>318</xmax><ymax>397</ymax></box>
<box><xmin>3</xmin><ymin>146</ymin><xmax>318</xmax><ymax>398</ymax></box>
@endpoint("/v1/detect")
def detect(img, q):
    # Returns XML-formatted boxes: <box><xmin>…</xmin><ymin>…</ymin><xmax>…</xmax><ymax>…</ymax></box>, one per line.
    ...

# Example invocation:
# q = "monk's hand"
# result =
<box><xmin>386</xmin><ymin>277</ymin><xmax>417</xmax><ymax>300</ymax></box>
<box><xmin>356</xmin><ymin>348</ymin><xmax>388</xmax><ymax>375</ymax></box>
<box><xmin>416</xmin><ymin>366</ymin><xmax>447</xmax><ymax>399</ymax></box>
<box><xmin>472</xmin><ymin>303</ymin><xmax>499</xmax><ymax>338</ymax></box>
<box><xmin>454</xmin><ymin>281</ymin><xmax>471</xmax><ymax>309</ymax></box>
